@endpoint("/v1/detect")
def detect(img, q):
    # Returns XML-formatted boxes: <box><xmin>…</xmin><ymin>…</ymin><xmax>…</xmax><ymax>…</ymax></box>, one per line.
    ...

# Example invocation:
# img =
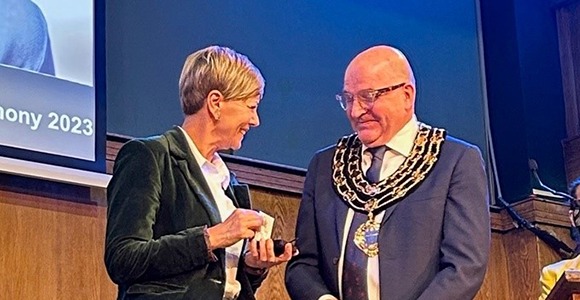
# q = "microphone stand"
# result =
<box><xmin>529</xmin><ymin>159</ymin><xmax>580</xmax><ymax>255</ymax></box>
<box><xmin>487</xmin><ymin>123</ymin><xmax>574</xmax><ymax>258</ymax></box>
<box><xmin>529</xmin><ymin>159</ymin><xmax>579</xmax><ymax>208</ymax></box>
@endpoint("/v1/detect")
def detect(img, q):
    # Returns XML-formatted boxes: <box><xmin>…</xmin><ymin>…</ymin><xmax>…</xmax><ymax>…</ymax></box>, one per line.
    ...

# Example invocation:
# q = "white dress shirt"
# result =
<box><xmin>178</xmin><ymin>127</ymin><xmax>244</xmax><ymax>300</ymax></box>
<box><xmin>319</xmin><ymin>115</ymin><xmax>419</xmax><ymax>300</ymax></box>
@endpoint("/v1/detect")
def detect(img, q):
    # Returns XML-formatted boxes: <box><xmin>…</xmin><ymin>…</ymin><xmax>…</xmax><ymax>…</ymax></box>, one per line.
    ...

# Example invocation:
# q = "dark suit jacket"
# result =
<box><xmin>105</xmin><ymin>127</ymin><xmax>265</xmax><ymax>300</ymax></box>
<box><xmin>286</xmin><ymin>136</ymin><xmax>490</xmax><ymax>300</ymax></box>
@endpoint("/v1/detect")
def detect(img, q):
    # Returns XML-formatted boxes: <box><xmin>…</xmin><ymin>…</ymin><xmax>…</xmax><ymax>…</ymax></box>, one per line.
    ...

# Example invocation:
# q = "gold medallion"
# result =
<box><xmin>354</xmin><ymin>217</ymin><xmax>380</xmax><ymax>257</ymax></box>
<box><xmin>332</xmin><ymin>124</ymin><xmax>446</xmax><ymax>258</ymax></box>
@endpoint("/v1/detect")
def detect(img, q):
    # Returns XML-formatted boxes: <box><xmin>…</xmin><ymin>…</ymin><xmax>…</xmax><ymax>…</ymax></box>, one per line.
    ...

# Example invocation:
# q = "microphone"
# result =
<box><xmin>528</xmin><ymin>159</ymin><xmax>578</xmax><ymax>206</ymax></box>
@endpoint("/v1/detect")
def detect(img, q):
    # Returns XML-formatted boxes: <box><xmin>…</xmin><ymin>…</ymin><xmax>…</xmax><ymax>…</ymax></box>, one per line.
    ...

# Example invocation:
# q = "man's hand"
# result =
<box><xmin>206</xmin><ymin>209</ymin><xmax>263</xmax><ymax>249</ymax></box>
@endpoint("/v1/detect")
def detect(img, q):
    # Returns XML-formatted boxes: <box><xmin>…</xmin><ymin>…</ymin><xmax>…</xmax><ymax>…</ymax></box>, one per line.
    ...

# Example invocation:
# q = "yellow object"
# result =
<box><xmin>539</xmin><ymin>255</ymin><xmax>580</xmax><ymax>300</ymax></box>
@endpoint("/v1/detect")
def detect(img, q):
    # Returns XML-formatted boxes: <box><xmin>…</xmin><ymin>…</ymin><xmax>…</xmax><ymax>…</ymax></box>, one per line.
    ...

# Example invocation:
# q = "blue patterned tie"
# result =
<box><xmin>342</xmin><ymin>146</ymin><xmax>387</xmax><ymax>300</ymax></box>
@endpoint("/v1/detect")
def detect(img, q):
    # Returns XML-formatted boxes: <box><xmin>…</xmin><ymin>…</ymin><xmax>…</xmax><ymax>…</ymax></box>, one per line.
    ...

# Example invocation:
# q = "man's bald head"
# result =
<box><xmin>342</xmin><ymin>45</ymin><xmax>417</xmax><ymax>147</ymax></box>
<box><xmin>345</xmin><ymin>45</ymin><xmax>415</xmax><ymax>88</ymax></box>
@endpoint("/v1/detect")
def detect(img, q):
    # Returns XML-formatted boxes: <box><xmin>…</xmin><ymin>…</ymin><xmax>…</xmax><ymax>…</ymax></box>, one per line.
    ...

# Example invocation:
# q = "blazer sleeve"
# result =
<box><xmin>286</xmin><ymin>153</ymin><xmax>337</xmax><ymax>300</ymax></box>
<box><xmin>417</xmin><ymin>146</ymin><xmax>491</xmax><ymax>300</ymax></box>
<box><xmin>104</xmin><ymin>140</ymin><xmax>214</xmax><ymax>285</ymax></box>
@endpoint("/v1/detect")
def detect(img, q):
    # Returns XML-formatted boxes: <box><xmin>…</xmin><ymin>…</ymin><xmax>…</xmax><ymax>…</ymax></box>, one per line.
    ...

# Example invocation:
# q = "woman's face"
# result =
<box><xmin>215</xmin><ymin>95</ymin><xmax>261</xmax><ymax>151</ymax></box>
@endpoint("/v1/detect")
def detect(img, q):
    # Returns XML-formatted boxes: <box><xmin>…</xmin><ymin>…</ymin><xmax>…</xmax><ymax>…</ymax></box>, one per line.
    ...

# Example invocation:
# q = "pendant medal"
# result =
<box><xmin>354</xmin><ymin>217</ymin><xmax>380</xmax><ymax>257</ymax></box>
<box><xmin>332</xmin><ymin>125</ymin><xmax>447</xmax><ymax>257</ymax></box>
<box><xmin>354</xmin><ymin>199</ymin><xmax>380</xmax><ymax>257</ymax></box>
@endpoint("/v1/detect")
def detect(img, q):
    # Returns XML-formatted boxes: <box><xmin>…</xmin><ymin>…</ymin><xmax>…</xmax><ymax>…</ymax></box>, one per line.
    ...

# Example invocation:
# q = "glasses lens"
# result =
<box><xmin>337</xmin><ymin>93</ymin><xmax>353</xmax><ymax>110</ymax></box>
<box><xmin>357</xmin><ymin>90</ymin><xmax>375</xmax><ymax>103</ymax></box>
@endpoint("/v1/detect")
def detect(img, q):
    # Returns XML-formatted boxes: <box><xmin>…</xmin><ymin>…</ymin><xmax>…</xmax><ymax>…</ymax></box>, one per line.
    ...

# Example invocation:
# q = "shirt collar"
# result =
<box><xmin>362</xmin><ymin>114</ymin><xmax>419</xmax><ymax>158</ymax></box>
<box><xmin>177</xmin><ymin>126</ymin><xmax>230</xmax><ymax>189</ymax></box>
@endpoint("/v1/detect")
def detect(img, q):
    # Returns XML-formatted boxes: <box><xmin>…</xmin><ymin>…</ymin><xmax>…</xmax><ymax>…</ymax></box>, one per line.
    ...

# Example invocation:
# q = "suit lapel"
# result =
<box><xmin>334</xmin><ymin>195</ymin><xmax>349</xmax><ymax>250</ymax></box>
<box><xmin>380</xmin><ymin>202</ymin><xmax>400</xmax><ymax>226</ymax></box>
<box><xmin>166</xmin><ymin>127</ymin><xmax>221</xmax><ymax>225</ymax></box>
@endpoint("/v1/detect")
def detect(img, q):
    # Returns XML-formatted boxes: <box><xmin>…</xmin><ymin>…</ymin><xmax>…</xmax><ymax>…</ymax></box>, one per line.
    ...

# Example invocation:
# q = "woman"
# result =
<box><xmin>105</xmin><ymin>45</ymin><xmax>293</xmax><ymax>300</ymax></box>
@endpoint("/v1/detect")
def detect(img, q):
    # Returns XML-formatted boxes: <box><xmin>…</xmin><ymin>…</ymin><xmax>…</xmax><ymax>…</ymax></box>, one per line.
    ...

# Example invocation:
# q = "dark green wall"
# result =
<box><xmin>481</xmin><ymin>0</ymin><xmax>567</xmax><ymax>201</ymax></box>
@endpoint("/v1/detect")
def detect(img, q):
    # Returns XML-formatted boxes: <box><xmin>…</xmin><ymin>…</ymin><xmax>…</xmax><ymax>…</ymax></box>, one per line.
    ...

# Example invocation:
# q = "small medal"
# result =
<box><xmin>354</xmin><ymin>217</ymin><xmax>380</xmax><ymax>257</ymax></box>
<box><xmin>353</xmin><ymin>200</ymin><xmax>380</xmax><ymax>257</ymax></box>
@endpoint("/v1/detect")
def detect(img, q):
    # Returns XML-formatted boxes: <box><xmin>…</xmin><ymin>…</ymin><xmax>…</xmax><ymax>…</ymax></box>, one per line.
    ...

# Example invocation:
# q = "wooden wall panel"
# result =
<box><xmin>505</xmin><ymin>229</ymin><xmax>543</xmax><ymax>300</ymax></box>
<box><xmin>474</xmin><ymin>233</ymin><xmax>510</xmax><ymax>300</ymax></box>
<box><xmin>0</xmin><ymin>189</ymin><xmax>116</xmax><ymax>300</ymax></box>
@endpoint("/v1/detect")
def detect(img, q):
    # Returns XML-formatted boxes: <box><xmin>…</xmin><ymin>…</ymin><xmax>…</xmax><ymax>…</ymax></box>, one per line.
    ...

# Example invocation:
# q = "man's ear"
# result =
<box><xmin>206</xmin><ymin>90</ymin><xmax>223</xmax><ymax>120</ymax></box>
<box><xmin>403</xmin><ymin>84</ymin><xmax>416</xmax><ymax>111</ymax></box>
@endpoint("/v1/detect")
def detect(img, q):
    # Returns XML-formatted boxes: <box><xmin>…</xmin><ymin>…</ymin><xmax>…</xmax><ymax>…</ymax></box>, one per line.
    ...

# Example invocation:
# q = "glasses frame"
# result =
<box><xmin>336</xmin><ymin>82</ymin><xmax>406</xmax><ymax>111</ymax></box>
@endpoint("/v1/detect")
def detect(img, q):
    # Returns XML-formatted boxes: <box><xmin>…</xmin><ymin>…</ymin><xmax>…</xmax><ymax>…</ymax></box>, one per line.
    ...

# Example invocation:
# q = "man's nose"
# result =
<box><xmin>349</xmin><ymin>99</ymin><xmax>367</xmax><ymax>119</ymax></box>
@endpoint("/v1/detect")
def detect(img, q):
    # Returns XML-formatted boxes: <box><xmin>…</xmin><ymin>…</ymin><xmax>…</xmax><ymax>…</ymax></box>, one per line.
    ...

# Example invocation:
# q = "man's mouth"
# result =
<box><xmin>357</xmin><ymin>120</ymin><xmax>375</xmax><ymax>126</ymax></box>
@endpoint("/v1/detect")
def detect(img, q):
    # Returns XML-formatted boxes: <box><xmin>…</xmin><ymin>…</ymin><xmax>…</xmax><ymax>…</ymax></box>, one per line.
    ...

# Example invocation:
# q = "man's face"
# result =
<box><xmin>343</xmin><ymin>63</ymin><xmax>413</xmax><ymax>147</ymax></box>
<box><xmin>575</xmin><ymin>187</ymin><xmax>579</xmax><ymax>200</ymax></box>
<box><xmin>216</xmin><ymin>95</ymin><xmax>261</xmax><ymax>151</ymax></box>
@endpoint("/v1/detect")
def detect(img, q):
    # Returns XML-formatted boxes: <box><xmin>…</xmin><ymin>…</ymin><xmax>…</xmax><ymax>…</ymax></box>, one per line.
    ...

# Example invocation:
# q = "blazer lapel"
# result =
<box><xmin>225</xmin><ymin>173</ymin><xmax>252</xmax><ymax>209</ymax></box>
<box><xmin>229</xmin><ymin>184</ymin><xmax>252</xmax><ymax>209</ymax></box>
<box><xmin>224</xmin><ymin>185</ymin><xmax>240</xmax><ymax>208</ymax></box>
<box><xmin>166</xmin><ymin>127</ymin><xmax>221</xmax><ymax>225</ymax></box>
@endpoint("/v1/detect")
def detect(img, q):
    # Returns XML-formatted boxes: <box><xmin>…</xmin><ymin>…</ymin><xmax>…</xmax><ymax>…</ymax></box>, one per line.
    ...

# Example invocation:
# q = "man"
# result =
<box><xmin>105</xmin><ymin>46</ymin><xmax>293</xmax><ymax>300</ymax></box>
<box><xmin>539</xmin><ymin>177</ymin><xmax>580</xmax><ymax>300</ymax></box>
<box><xmin>0</xmin><ymin>0</ymin><xmax>55</xmax><ymax>75</ymax></box>
<box><xmin>286</xmin><ymin>45</ymin><xmax>490</xmax><ymax>300</ymax></box>
<box><xmin>573</xmin><ymin>179</ymin><xmax>580</xmax><ymax>200</ymax></box>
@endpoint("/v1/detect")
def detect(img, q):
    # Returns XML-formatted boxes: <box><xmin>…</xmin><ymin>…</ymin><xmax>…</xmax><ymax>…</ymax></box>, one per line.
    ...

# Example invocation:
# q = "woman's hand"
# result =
<box><xmin>244</xmin><ymin>238</ymin><xmax>295</xmax><ymax>270</ymax></box>
<box><xmin>206</xmin><ymin>209</ymin><xmax>263</xmax><ymax>249</ymax></box>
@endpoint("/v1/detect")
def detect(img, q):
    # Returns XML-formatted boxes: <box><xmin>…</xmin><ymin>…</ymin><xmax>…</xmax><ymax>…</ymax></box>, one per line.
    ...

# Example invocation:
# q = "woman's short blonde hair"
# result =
<box><xmin>179</xmin><ymin>45</ymin><xmax>265</xmax><ymax>115</ymax></box>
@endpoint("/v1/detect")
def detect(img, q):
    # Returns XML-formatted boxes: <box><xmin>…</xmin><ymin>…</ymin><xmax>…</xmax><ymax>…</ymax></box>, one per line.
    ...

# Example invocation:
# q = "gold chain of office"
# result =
<box><xmin>331</xmin><ymin>123</ymin><xmax>447</xmax><ymax>214</ymax></box>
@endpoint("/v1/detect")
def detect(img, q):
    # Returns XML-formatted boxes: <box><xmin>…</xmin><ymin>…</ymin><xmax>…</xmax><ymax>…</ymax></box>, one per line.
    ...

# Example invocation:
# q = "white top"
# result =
<box><xmin>320</xmin><ymin>115</ymin><xmax>419</xmax><ymax>300</ymax></box>
<box><xmin>178</xmin><ymin>127</ymin><xmax>244</xmax><ymax>300</ymax></box>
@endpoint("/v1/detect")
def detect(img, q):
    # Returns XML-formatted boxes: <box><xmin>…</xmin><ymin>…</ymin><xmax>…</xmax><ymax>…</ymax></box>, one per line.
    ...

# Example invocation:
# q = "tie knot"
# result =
<box><xmin>367</xmin><ymin>145</ymin><xmax>387</xmax><ymax>161</ymax></box>
<box><xmin>365</xmin><ymin>146</ymin><xmax>387</xmax><ymax>183</ymax></box>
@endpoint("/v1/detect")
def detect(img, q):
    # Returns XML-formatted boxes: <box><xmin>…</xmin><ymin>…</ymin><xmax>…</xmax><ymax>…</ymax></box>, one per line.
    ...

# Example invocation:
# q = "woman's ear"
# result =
<box><xmin>207</xmin><ymin>90</ymin><xmax>223</xmax><ymax>120</ymax></box>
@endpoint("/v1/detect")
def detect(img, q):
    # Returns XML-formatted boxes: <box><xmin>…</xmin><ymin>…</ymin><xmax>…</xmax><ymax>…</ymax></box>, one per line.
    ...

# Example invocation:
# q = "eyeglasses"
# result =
<box><xmin>335</xmin><ymin>82</ymin><xmax>406</xmax><ymax>111</ymax></box>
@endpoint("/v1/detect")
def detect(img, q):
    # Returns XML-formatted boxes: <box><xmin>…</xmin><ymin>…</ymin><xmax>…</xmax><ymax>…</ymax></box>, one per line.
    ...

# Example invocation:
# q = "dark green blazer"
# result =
<box><xmin>105</xmin><ymin>127</ymin><xmax>265</xmax><ymax>300</ymax></box>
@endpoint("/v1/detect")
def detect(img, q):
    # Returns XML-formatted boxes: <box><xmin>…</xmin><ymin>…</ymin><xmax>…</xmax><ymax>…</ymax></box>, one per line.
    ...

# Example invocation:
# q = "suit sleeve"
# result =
<box><xmin>104</xmin><ymin>140</ymin><xmax>214</xmax><ymax>285</ymax></box>
<box><xmin>286</xmin><ymin>153</ymin><xmax>338</xmax><ymax>300</ymax></box>
<box><xmin>417</xmin><ymin>146</ymin><xmax>491</xmax><ymax>300</ymax></box>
